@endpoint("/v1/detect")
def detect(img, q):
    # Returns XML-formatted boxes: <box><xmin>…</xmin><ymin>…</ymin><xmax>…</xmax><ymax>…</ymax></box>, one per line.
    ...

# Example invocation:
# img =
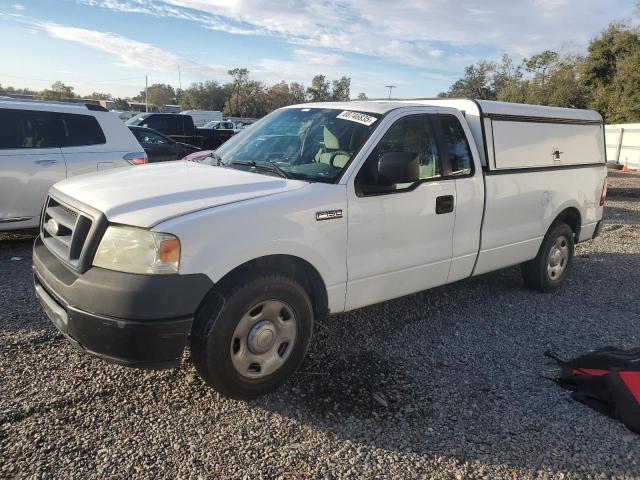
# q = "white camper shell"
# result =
<box><xmin>399</xmin><ymin>99</ymin><xmax>606</xmax><ymax>169</ymax></box>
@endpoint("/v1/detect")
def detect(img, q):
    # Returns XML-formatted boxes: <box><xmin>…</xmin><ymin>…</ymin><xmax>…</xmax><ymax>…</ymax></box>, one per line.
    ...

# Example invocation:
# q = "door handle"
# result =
<box><xmin>34</xmin><ymin>159</ymin><xmax>58</xmax><ymax>166</ymax></box>
<box><xmin>436</xmin><ymin>195</ymin><xmax>455</xmax><ymax>214</ymax></box>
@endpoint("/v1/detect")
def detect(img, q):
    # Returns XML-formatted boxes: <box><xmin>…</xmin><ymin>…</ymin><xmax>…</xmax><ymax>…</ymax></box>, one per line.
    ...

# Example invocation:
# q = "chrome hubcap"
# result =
<box><xmin>230</xmin><ymin>300</ymin><xmax>297</xmax><ymax>379</ymax></box>
<box><xmin>547</xmin><ymin>235</ymin><xmax>569</xmax><ymax>280</ymax></box>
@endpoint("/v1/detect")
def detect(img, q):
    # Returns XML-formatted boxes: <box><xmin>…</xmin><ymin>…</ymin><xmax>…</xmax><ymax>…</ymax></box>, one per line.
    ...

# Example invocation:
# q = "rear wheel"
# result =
<box><xmin>521</xmin><ymin>221</ymin><xmax>574</xmax><ymax>293</ymax></box>
<box><xmin>190</xmin><ymin>272</ymin><xmax>313</xmax><ymax>399</ymax></box>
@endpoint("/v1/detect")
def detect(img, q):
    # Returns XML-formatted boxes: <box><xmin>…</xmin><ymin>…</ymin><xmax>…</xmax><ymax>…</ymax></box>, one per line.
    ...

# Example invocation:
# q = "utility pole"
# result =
<box><xmin>385</xmin><ymin>85</ymin><xmax>396</xmax><ymax>99</ymax></box>
<box><xmin>145</xmin><ymin>75</ymin><xmax>148</xmax><ymax>112</ymax></box>
<box><xmin>177</xmin><ymin>65</ymin><xmax>182</xmax><ymax>106</ymax></box>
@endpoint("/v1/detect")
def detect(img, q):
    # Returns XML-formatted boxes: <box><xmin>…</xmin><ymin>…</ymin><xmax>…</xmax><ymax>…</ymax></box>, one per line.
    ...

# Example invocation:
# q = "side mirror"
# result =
<box><xmin>376</xmin><ymin>151</ymin><xmax>419</xmax><ymax>185</ymax></box>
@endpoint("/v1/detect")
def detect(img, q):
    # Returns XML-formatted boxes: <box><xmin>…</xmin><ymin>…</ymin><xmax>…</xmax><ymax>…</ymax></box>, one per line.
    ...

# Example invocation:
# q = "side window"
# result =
<box><xmin>377</xmin><ymin>115</ymin><xmax>441</xmax><ymax>183</ymax></box>
<box><xmin>141</xmin><ymin>131</ymin><xmax>168</xmax><ymax>145</ymax></box>
<box><xmin>355</xmin><ymin>115</ymin><xmax>440</xmax><ymax>195</ymax></box>
<box><xmin>0</xmin><ymin>109</ymin><xmax>61</xmax><ymax>149</ymax></box>
<box><xmin>143</xmin><ymin>116</ymin><xmax>168</xmax><ymax>131</ymax></box>
<box><xmin>58</xmin><ymin>113</ymin><xmax>106</xmax><ymax>147</ymax></box>
<box><xmin>439</xmin><ymin>114</ymin><xmax>473</xmax><ymax>176</ymax></box>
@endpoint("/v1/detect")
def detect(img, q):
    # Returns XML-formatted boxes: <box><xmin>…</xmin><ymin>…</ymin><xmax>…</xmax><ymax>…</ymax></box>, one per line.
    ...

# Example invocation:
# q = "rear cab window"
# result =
<box><xmin>439</xmin><ymin>114</ymin><xmax>473</xmax><ymax>176</ymax></box>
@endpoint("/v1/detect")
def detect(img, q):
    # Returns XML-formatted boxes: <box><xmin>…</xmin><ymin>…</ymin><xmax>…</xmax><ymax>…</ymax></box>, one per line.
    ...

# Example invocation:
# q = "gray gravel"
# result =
<box><xmin>1</xmin><ymin>171</ymin><xmax>639</xmax><ymax>479</ymax></box>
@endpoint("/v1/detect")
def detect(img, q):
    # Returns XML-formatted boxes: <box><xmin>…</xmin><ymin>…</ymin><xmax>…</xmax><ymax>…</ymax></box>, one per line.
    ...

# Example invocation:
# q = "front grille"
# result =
<box><xmin>41</xmin><ymin>195</ymin><xmax>94</xmax><ymax>269</ymax></box>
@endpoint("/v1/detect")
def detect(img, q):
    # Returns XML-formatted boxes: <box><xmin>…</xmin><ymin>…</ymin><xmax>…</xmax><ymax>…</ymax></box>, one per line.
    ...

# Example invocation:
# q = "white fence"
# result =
<box><xmin>605</xmin><ymin>123</ymin><xmax>640</xmax><ymax>170</ymax></box>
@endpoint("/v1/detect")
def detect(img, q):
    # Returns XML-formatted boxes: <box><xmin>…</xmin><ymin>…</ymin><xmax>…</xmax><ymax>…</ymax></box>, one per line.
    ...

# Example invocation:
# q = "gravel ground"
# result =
<box><xmin>1</xmin><ymin>171</ymin><xmax>639</xmax><ymax>479</ymax></box>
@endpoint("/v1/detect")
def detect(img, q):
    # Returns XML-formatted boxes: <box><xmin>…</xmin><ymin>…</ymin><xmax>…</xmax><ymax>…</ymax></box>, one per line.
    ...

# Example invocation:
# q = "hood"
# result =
<box><xmin>53</xmin><ymin>161</ymin><xmax>307</xmax><ymax>228</ymax></box>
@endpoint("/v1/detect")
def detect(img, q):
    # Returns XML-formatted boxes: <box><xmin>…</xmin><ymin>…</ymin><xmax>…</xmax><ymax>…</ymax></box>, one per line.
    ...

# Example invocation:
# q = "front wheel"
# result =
<box><xmin>190</xmin><ymin>272</ymin><xmax>314</xmax><ymax>399</ymax></box>
<box><xmin>521</xmin><ymin>221</ymin><xmax>575</xmax><ymax>293</ymax></box>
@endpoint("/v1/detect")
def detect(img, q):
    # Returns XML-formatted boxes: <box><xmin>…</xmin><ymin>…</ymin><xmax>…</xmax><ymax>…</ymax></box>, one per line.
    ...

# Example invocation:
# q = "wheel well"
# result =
<box><xmin>554</xmin><ymin>207</ymin><xmax>581</xmax><ymax>241</ymax></box>
<box><xmin>215</xmin><ymin>255</ymin><xmax>329</xmax><ymax>318</ymax></box>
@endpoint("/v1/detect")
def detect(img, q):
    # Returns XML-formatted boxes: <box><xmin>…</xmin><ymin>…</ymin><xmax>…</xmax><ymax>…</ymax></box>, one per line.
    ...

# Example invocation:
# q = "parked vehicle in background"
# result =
<box><xmin>183</xmin><ymin>149</ymin><xmax>215</xmax><ymax>163</ymax></box>
<box><xmin>33</xmin><ymin>100</ymin><xmax>607</xmax><ymax>399</ymax></box>
<box><xmin>0</xmin><ymin>98</ymin><xmax>145</xmax><ymax>231</ymax></box>
<box><xmin>181</xmin><ymin>110</ymin><xmax>223</xmax><ymax>127</ymax></box>
<box><xmin>113</xmin><ymin>111</ymin><xmax>140</xmax><ymax>122</ymax></box>
<box><xmin>203</xmin><ymin>120</ymin><xmax>238</xmax><ymax>132</ymax></box>
<box><xmin>129</xmin><ymin>126</ymin><xmax>200</xmax><ymax>162</ymax></box>
<box><xmin>126</xmin><ymin>113</ymin><xmax>234</xmax><ymax>150</ymax></box>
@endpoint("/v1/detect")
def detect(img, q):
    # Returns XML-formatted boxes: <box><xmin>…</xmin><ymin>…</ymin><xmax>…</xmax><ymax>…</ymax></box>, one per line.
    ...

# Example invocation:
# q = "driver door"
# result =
<box><xmin>345</xmin><ymin>112</ymin><xmax>456</xmax><ymax>310</ymax></box>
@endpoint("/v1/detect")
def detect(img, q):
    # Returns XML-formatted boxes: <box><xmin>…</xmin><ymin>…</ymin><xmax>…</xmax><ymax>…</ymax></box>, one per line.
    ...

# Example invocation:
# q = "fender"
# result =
<box><xmin>155</xmin><ymin>182</ymin><xmax>349</xmax><ymax>313</ymax></box>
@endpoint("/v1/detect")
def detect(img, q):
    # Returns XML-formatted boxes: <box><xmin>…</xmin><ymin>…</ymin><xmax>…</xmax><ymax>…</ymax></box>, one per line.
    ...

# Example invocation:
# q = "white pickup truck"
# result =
<box><xmin>33</xmin><ymin>100</ymin><xmax>607</xmax><ymax>399</ymax></box>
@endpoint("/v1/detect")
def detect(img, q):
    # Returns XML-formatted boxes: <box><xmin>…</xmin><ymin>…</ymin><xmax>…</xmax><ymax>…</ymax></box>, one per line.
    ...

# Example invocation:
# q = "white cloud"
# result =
<box><xmin>39</xmin><ymin>21</ymin><xmax>227</xmax><ymax>77</ymax></box>
<box><xmin>292</xmin><ymin>49</ymin><xmax>344</xmax><ymax>66</ymax></box>
<box><xmin>81</xmin><ymin>0</ymin><xmax>636</xmax><ymax>66</ymax></box>
<box><xmin>12</xmin><ymin>4</ymin><xmax>25</xmax><ymax>10</ymax></box>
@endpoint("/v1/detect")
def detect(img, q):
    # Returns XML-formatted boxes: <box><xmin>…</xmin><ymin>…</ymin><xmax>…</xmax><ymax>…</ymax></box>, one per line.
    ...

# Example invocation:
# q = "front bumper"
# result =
<box><xmin>33</xmin><ymin>236</ymin><xmax>213</xmax><ymax>368</ymax></box>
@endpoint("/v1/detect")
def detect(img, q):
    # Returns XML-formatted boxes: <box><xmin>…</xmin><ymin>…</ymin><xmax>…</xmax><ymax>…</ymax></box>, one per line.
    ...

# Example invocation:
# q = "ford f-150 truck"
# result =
<box><xmin>33</xmin><ymin>100</ymin><xmax>607</xmax><ymax>399</ymax></box>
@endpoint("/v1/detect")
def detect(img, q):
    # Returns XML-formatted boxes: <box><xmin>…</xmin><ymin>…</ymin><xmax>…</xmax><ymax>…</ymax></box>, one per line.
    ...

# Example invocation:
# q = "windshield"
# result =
<box><xmin>209</xmin><ymin>107</ymin><xmax>381</xmax><ymax>183</ymax></box>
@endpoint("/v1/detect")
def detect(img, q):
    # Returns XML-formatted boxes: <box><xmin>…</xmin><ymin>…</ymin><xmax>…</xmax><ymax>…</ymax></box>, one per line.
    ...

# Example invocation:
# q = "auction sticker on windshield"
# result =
<box><xmin>336</xmin><ymin>110</ymin><xmax>377</xmax><ymax>126</ymax></box>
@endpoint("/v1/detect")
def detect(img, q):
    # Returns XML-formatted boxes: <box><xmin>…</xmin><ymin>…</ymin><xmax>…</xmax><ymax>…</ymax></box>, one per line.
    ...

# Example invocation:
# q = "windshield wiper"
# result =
<box><xmin>229</xmin><ymin>160</ymin><xmax>290</xmax><ymax>179</ymax></box>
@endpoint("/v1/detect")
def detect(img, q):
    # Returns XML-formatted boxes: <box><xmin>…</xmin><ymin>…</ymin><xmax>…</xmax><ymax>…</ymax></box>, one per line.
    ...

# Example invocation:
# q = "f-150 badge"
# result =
<box><xmin>316</xmin><ymin>210</ymin><xmax>343</xmax><ymax>221</ymax></box>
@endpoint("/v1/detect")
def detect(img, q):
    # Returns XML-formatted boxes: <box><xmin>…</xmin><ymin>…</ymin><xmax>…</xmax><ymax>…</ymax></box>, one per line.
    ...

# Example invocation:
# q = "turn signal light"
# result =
<box><xmin>159</xmin><ymin>238</ymin><xmax>180</xmax><ymax>263</ymax></box>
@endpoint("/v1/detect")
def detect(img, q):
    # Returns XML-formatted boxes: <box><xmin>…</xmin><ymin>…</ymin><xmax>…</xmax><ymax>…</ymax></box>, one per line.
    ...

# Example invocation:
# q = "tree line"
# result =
<box><xmin>0</xmin><ymin>70</ymin><xmax>361</xmax><ymax>118</ymax></box>
<box><xmin>438</xmin><ymin>22</ymin><xmax>640</xmax><ymax>123</ymax></box>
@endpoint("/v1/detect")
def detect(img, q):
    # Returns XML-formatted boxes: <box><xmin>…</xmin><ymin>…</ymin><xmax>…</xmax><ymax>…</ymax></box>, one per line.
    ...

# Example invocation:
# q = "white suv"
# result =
<box><xmin>0</xmin><ymin>98</ymin><xmax>146</xmax><ymax>231</ymax></box>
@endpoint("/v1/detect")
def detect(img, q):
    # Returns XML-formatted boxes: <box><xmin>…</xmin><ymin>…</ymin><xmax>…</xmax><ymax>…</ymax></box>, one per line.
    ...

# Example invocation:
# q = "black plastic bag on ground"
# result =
<box><xmin>546</xmin><ymin>347</ymin><xmax>640</xmax><ymax>434</ymax></box>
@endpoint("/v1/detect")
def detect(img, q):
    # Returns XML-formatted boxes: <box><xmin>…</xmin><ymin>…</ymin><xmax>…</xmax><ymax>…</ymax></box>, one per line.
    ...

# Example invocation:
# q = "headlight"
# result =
<box><xmin>93</xmin><ymin>226</ymin><xmax>180</xmax><ymax>274</ymax></box>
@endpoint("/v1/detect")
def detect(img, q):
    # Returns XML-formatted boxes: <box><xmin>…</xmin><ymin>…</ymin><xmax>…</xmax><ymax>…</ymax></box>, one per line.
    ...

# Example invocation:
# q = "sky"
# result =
<box><xmin>0</xmin><ymin>0</ymin><xmax>637</xmax><ymax>99</ymax></box>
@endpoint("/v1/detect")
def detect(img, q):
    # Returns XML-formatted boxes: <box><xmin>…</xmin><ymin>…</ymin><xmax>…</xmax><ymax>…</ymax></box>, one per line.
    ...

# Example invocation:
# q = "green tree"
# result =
<box><xmin>356</xmin><ymin>92</ymin><xmax>368</xmax><ymax>100</ymax></box>
<box><xmin>133</xmin><ymin>83</ymin><xmax>175</xmax><ymax>110</ymax></box>
<box><xmin>307</xmin><ymin>75</ymin><xmax>331</xmax><ymax>102</ymax></box>
<box><xmin>581</xmin><ymin>23</ymin><xmax>640</xmax><ymax>122</ymax></box>
<box><xmin>228</xmin><ymin>68</ymin><xmax>250</xmax><ymax>116</ymax></box>
<box><xmin>265</xmin><ymin>81</ymin><xmax>292</xmax><ymax>110</ymax></box>
<box><xmin>331</xmin><ymin>76</ymin><xmax>351</xmax><ymax>101</ymax></box>
<box><xmin>524</xmin><ymin>50</ymin><xmax>559</xmax><ymax>87</ymax></box>
<box><xmin>438</xmin><ymin>61</ymin><xmax>497</xmax><ymax>99</ymax></box>
<box><xmin>88</xmin><ymin>91</ymin><xmax>112</xmax><ymax>100</ymax></box>
<box><xmin>224</xmin><ymin>80</ymin><xmax>268</xmax><ymax>118</ymax></box>
<box><xmin>180</xmin><ymin>80</ymin><xmax>228</xmax><ymax>111</ymax></box>
<box><xmin>0</xmin><ymin>84</ymin><xmax>36</xmax><ymax>96</ymax></box>
<box><xmin>288</xmin><ymin>82</ymin><xmax>307</xmax><ymax>104</ymax></box>
<box><xmin>501</xmin><ymin>52</ymin><xmax>586</xmax><ymax>108</ymax></box>
<box><xmin>37</xmin><ymin>81</ymin><xmax>75</xmax><ymax>101</ymax></box>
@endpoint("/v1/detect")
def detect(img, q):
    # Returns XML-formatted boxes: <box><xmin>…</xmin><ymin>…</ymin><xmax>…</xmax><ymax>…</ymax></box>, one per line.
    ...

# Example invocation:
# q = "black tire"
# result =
<box><xmin>521</xmin><ymin>221</ymin><xmax>575</xmax><ymax>293</ymax></box>
<box><xmin>190</xmin><ymin>272</ymin><xmax>313</xmax><ymax>399</ymax></box>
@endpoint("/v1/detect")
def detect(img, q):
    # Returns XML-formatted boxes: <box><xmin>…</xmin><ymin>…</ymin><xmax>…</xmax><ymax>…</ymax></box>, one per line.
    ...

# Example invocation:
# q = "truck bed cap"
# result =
<box><xmin>475</xmin><ymin>100</ymin><xmax>602</xmax><ymax>123</ymax></box>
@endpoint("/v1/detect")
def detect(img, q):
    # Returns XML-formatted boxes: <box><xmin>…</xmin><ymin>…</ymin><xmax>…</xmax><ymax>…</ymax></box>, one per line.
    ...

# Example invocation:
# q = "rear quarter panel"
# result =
<box><xmin>474</xmin><ymin>164</ymin><xmax>606</xmax><ymax>275</ymax></box>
